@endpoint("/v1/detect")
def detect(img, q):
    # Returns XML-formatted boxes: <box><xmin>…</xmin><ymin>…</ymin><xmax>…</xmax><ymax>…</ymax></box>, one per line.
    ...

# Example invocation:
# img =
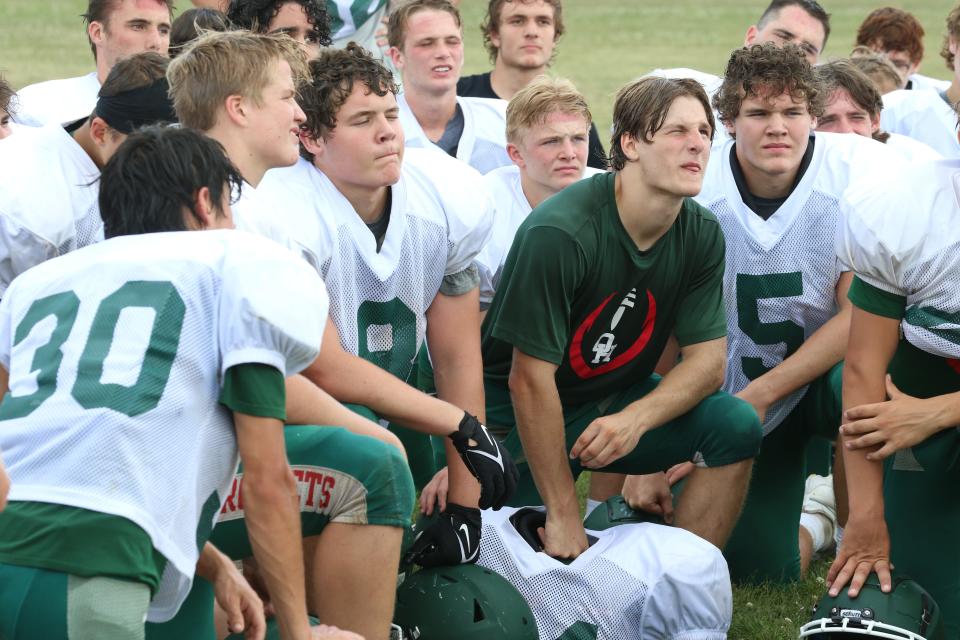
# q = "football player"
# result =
<box><xmin>387</xmin><ymin>0</ymin><xmax>512</xmax><ymax>174</ymax></box>
<box><xmin>481</xmin><ymin>75</ymin><xmax>762</xmax><ymax>561</ymax></box>
<box><xmin>456</xmin><ymin>0</ymin><xmax>607</xmax><ymax>170</ymax></box>
<box><xmin>829</xmin><ymin>92</ymin><xmax>960</xmax><ymax>638</ymax></box>
<box><xmin>0</xmin><ymin>52</ymin><xmax>177</xmax><ymax>298</ymax></box>
<box><xmin>854</xmin><ymin>7</ymin><xmax>948</xmax><ymax>93</ymax></box>
<box><xmin>227</xmin><ymin>0</ymin><xmax>332</xmax><ymax>59</ymax></box>
<box><xmin>14</xmin><ymin>0</ymin><xmax>173</xmax><ymax>128</ymax></box>
<box><xmin>253</xmin><ymin>43</ymin><xmax>518</xmax><ymax>566</ymax></box>
<box><xmin>0</xmin><ymin>124</ymin><xmax>323</xmax><ymax>639</ymax></box>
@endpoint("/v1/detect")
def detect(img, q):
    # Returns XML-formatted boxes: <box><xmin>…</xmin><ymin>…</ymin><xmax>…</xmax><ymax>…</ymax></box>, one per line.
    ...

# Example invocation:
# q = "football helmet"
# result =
<box><xmin>799</xmin><ymin>572</ymin><xmax>944</xmax><ymax>640</ymax></box>
<box><xmin>393</xmin><ymin>564</ymin><xmax>538</xmax><ymax>639</ymax></box>
<box><xmin>582</xmin><ymin>495</ymin><xmax>664</xmax><ymax>531</ymax></box>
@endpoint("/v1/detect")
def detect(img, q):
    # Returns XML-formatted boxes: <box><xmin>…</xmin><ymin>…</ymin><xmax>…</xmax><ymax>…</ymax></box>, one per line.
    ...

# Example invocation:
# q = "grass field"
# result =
<box><xmin>0</xmin><ymin>1</ymin><xmax>950</xmax><ymax>638</ymax></box>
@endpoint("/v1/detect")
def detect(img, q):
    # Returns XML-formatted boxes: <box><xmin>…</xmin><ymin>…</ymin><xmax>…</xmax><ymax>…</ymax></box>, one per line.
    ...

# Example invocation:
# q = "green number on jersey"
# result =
<box><xmin>736</xmin><ymin>272</ymin><xmax>804</xmax><ymax>381</ymax></box>
<box><xmin>0</xmin><ymin>281</ymin><xmax>185</xmax><ymax>420</ymax></box>
<box><xmin>357</xmin><ymin>298</ymin><xmax>417</xmax><ymax>381</ymax></box>
<box><xmin>557</xmin><ymin>622</ymin><xmax>599</xmax><ymax>639</ymax></box>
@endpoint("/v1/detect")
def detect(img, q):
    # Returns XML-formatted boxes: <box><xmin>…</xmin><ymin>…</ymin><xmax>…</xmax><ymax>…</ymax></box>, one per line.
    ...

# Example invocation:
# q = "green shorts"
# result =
<box><xmin>0</xmin><ymin>564</ymin><xmax>150</xmax><ymax>640</ymax></box>
<box><xmin>485</xmin><ymin>374</ymin><xmax>763</xmax><ymax>507</ymax></box>
<box><xmin>723</xmin><ymin>363</ymin><xmax>842</xmax><ymax>584</ymax></box>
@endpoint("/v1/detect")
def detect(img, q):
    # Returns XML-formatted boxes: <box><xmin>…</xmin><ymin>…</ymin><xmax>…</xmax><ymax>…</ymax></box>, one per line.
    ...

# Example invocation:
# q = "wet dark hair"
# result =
<box><xmin>227</xmin><ymin>0</ymin><xmax>331</xmax><ymax>46</ymax></box>
<box><xmin>100</xmin><ymin>126</ymin><xmax>242</xmax><ymax>238</ymax></box>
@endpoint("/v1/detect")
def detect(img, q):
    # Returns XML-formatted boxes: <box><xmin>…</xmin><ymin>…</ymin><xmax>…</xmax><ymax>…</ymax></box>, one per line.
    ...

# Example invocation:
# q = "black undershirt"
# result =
<box><xmin>457</xmin><ymin>71</ymin><xmax>609</xmax><ymax>170</ymax></box>
<box><xmin>729</xmin><ymin>136</ymin><xmax>816</xmax><ymax>220</ymax></box>
<box><xmin>365</xmin><ymin>189</ymin><xmax>392</xmax><ymax>252</ymax></box>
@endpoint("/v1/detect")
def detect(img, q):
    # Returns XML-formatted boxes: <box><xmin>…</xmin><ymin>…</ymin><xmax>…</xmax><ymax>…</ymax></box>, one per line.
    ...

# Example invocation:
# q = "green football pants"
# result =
<box><xmin>485</xmin><ymin>373</ymin><xmax>763</xmax><ymax>507</ymax></box>
<box><xmin>723</xmin><ymin>363</ymin><xmax>843</xmax><ymax>584</ymax></box>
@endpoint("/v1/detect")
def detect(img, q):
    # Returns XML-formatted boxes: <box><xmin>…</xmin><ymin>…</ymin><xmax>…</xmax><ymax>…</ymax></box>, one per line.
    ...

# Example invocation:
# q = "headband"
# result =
<box><xmin>95</xmin><ymin>77</ymin><xmax>177</xmax><ymax>134</ymax></box>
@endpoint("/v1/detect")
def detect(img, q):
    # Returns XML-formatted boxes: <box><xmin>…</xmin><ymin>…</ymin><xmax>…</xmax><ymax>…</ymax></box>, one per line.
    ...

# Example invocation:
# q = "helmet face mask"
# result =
<box><xmin>799</xmin><ymin>574</ymin><xmax>944</xmax><ymax>640</ymax></box>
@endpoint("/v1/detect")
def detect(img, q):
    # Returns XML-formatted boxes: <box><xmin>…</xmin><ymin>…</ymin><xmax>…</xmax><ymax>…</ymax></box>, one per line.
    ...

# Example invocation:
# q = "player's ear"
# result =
<box><xmin>619</xmin><ymin>132</ymin><xmax>641</xmax><ymax>162</ymax></box>
<box><xmin>190</xmin><ymin>186</ymin><xmax>216</xmax><ymax>230</ymax></box>
<box><xmin>90</xmin><ymin>116</ymin><xmax>110</xmax><ymax>146</ymax></box>
<box><xmin>506</xmin><ymin>142</ymin><xmax>525</xmax><ymax>168</ymax></box>
<box><xmin>388</xmin><ymin>46</ymin><xmax>404</xmax><ymax>70</ymax></box>
<box><xmin>223</xmin><ymin>94</ymin><xmax>246</xmax><ymax>127</ymax></box>
<box><xmin>88</xmin><ymin>20</ymin><xmax>106</xmax><ymax>49</ymax></box>
<box><xmin>299</xmin><ymin>130</ymin><xmax>325</xmax><ymax>159</ymax></box>
<box><xmin>743</xmin><ymin>25</ymin><xmax>759</xmax><ymax>47</ymax></box>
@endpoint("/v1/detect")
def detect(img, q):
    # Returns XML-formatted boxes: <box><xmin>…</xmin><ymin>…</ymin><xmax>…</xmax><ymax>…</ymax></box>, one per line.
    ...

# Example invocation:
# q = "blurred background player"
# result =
<box><xmin>0</xmin><ymin>52</ymin><xmax>176</xmax><ymax>298</ymax></box>
<box><xmin>849</xmin><ymin>46</ymin><xmax>904</xmax><ymax>96</ymax></box>
<box><xmin>457</xmin><ymin>0</ymin><xmax>607</xmax><ymax>169</ymax></box>
<box><xmin>14</xmin><ymin>0</ymin><xmax>173</xmax><ymax>128</ymax></box>
<box><xmin>388</xmin><ymin>0</ymin><xmax>512</xmax><ymax>174</ymax></box>
<box><xmin>227</xmin><ymin>0</ymin><xmax>332</xmax><ymax>59</ymax></box>
<box><xmin>854</xmin><ymin>6</ymin><xmax>948</xmax><ymax>93</ymax></box>
<box><xmin>168</xmin><ymin>7</ymin><xmax>233</xmax><ymax>58</ymax></box>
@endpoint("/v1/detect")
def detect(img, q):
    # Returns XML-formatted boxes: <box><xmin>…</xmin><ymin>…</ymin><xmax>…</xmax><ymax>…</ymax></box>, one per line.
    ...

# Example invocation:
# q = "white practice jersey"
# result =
<box><xmin>698</xmin><ymin>132</ymin><xmax>905</xmax><ymax>434</ymax></box>
<box><xmin>885</xmin><ymin>132</ymin><xmax>942</xmax><ymax>163</ymax></box>
<box><xmin>475</xmin><ymin>164</ymin><xmax>605</xmax><ymax>307</ymax></box>
<box><xmin>0</xmin><ymin>123</ymin><xmax>104</xmax><ymax>297</ymax></box>
<box><xmin>908</xmin><ymin>73</ymin><xmax>950</xmax><ymax>93</ymax></box>
<box><xmin>477</xmin><ymin>507</ymin><xmax>732</xmax><ymax>640</ymax></box>
<box><xmin>880</xmin><ymin>89</ymin><xmax>960</xmax><ymax>158</ymax></box>
<box><xmin>398</xmin><ymin>93</ymin><xmax>511</xmax><ymax>174</ymax></box>
<box><xmin>13</xmin><ymin>72</ymin><xmax>100</xmax><ymax>128</ymax></box>
<box><xmin>838</xmin><ymin>159</ymin><xmax>960</xmax><ymax>359</ymax></box>
<box><xmin>0</xmin><ymin>231</ymin><xmax>327</xmax><ymax>621</ymax></box>
<box><xmin>255</xmin><ymin>148</ymin><xmax>494</xmax><ymax>381</ymax></box>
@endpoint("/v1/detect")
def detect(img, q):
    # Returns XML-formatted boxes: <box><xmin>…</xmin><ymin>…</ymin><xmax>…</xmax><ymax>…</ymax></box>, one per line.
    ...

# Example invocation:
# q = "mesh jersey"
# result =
<box><xmin>838</xmin><ymin>158</ymin><xmax>960</xmax><ymax>359</ymax></box>
<box><xmin>476</xmin><ymin>165</ymin><xmax>606</xmax><ymax>307</ymax></box>
<box><xmin>697</xmin><ymin>132</ymin><xmax>905</xmax><ymax>434</ymax></box>
<box><xmin>255</xmin><ymin>148</ymin><xmax>494</xmax><ymax>381</ymax></box>
<box><xmin>477</xmin><ymin>507</ymin><xmax>731</xmax><ymax>640</ymax></box>
<box><xmin>0</xmin><ymin>123</ymin><xmax>104</xmax><ymax>297</ymax></box>
<box><xmin>398</xmin><ymin>93</ymin><xmax>512</xmax><ymax>175</ymax></box>
<box><xmin>880</xmin><ymin>89</ymin><xmax>960</xmax><ymax>158</ymax></box>
<box><xmin>12</xmin><ymin>72</ymin><xmax>100</xmax><ymax>128</ymax></box>
<box><xmin>0</xmin><ymin>230</ymin><xmax>327</xmax><ymax>621</ymax></box>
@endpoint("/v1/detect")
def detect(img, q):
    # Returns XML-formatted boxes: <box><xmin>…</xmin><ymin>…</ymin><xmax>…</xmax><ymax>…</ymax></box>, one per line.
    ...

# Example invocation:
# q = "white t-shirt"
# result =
<box><xmin>697</xmin><ymin>132</ymin><xmax>905</xmax><ymax>434</ymax></box>
<box><xmin>0</xmin><ymin>123</ymin><xmax>103</xmax><ymax>297</ymax></box>
<box><xmin>475</xmin><ymin>164</ymin><xmax>605</xmax><ymax>307</ymax></box>
<box><xmin>885</xmin><ymin>132</ymin><xmax>942</xmax><ymax>163</ymax></box>
<box><xmin>838</xmin><ymin>158</ymin><xmax>960</xmax><ymax>359</ymax></box>
<box><xmin>14</xmin><ymin>71</ymin><xmax>100</xmax><ymax>128</ymax></box>
<box><xmin>254</xmin><ymin>148</ymin><xmax>494</xmax><ymax>381</ymax></box>
<box><xmin>477</xmin><ymin>506</ymin><xmax>732</xmax><ymax>640</ymax></box>
<box><xmin>398</xmin><ymin>93</ymin><xmax>511</xmax><ymax>174</ymax></box>
<box><xmin>0</xmin><ymin>230</ymin><xmax>327</xmax><ymax>621</ymax></box>
<box><xmin>880</xmin><ymin>89</ymin><xmax>960</xmax><ymax>158</ymax></box>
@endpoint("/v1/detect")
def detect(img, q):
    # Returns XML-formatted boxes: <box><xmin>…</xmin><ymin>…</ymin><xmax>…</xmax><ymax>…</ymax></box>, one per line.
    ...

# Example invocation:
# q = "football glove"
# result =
<box><xmin>448</xmin><ymin>412</ymin><xmax>519</xmax><ymax>510</ymax></box>
<box><xmin>404</xmin><ymin>504</ymin><xmax>482</xmax><ymax>567</ymax></box>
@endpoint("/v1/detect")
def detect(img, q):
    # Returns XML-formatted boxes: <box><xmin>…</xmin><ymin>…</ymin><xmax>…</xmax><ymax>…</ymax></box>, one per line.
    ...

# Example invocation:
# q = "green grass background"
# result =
<box><xmin>1</xmin><ymin>1</ymin><xmax>953</xmax><ymax>638</ymax></box>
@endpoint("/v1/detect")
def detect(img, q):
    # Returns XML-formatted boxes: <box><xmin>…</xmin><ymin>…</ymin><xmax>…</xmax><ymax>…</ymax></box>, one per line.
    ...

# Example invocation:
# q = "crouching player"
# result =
<box><xmin>0</xmin><ymin>126</ymin><xmax>336</xmax><ymax>639</ymax></box>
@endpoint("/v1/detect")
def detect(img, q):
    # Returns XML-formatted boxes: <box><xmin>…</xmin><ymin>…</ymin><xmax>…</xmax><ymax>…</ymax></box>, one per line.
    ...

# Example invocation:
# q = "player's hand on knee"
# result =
<box><xmin>826</xmin><ymin>515</ymin><xmax>892</xmax><ymax>598</ymax></box>
<box><xmin>543</xmin><ymin>509</ymin><xmax>589</xmax><ymax>561</ymax></box>
<box><xmin>420</xmin><ymin>466</ymin><xmax>449</xmax><ymax>516</ymax></box>
<box><xmin>212</xmin><ymin>555</ymin><xmax>266</xmax><ymax>639</ymax></box>
<box><xmin>448</xmin><ymin>412</ymin><xmax>519</xmax><ymax>509</ymax></box>
<box><xmin>310</xmin><ymin>624</ymin><xmax>364</xmax><ymax>640</ymax></box>
<box><xmin>622</xmin><ymin>473</ymin><xmax>675</xmax><ymax>524</ymax></box>
<box><xmin>404</xmin><ymin>503</ymin><xmax>482</xmax><ymax>567</ymax></box>
<box><xmin>665</xmin><ymin>461</ymin><xmax>695</xmax><ymax>485</ymax></box>
<box><xmin>571</xmin><ymin>413</ymin><xmax>643</xmax><ymax>469</ymax></box>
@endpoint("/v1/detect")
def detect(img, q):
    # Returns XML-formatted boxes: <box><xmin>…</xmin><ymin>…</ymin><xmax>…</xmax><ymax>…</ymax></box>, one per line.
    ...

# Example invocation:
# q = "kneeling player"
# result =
<box><xmin>0</xmin><ymin>126</ymin><xmax>326</xmax><ymax>638</ymax></box>
<box><xmin>481</xmin><ymin>76</ymin><xmax>762</xmax><ymax>560</ymax></box>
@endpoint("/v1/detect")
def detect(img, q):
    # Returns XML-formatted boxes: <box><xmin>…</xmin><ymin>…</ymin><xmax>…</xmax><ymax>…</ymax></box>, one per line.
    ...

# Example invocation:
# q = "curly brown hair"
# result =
<box><xmin>940</xmin><ymin>5</ymin><xmax>960</xmax><ymax>71</ymax></box>
<box><xmin>480</xmin><ymin>0</ymin><xmax>564</xmax><ymax>64</ymax></box>
<box><xmin>298</xmin><ymin>42</ymin><xmax>398</xmax><ymax>161</ymax></box>
<box><xmin>713</xmin><ymin>43</ymin><xmax>824</xmax><ymax>127</ymax></box>
<box><xmin>855</xmin><ymin>7</ymin><xmax>924</xmax><ymax>65</ymax></box>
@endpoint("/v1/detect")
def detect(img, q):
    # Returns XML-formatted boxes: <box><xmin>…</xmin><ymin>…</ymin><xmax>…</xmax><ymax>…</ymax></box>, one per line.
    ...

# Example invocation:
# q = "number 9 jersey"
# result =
<box><xmin>696</xmin><ymin>132</ymin><xmax>905</xmax><ymax>435</ymax></box>
<box><xmin>0</xmin><ymin>230</ymin><xmax>327</xmax><ymax>621</ymax></box>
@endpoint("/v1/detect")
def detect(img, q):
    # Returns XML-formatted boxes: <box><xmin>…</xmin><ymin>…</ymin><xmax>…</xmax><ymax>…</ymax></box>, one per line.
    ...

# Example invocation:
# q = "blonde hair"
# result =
<box><xmin>849</xmin><ymin>46</ymin><xmax>903</xmax><ymax>93</ymax></box>
<box><xmin>506</xmin><ymin>76</ymin><xmax>591</xmax><ymax>144</ymax></box>
<box><xmin>167</xmin><ymin>29</ymin><xmax>309</xmax><ymax>131</ymax></box>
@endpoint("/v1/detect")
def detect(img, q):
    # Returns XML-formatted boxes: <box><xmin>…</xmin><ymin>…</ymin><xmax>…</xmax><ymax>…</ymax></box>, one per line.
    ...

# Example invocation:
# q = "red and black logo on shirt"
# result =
<box><xmin>569</xmin><ymin>288</ymin><xmax>657</xmax><ymax>379</ymax></box>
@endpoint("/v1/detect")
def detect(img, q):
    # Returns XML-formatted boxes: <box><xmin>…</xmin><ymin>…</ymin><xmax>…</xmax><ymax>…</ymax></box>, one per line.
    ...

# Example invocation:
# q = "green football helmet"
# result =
<box><xmin>799</xmin><ymin>573</ymin><xmax>944</xmax><ymax>640</ymax></box>
<box><xmin>582</xmin><ymin>495</ymin><xmax>664</xmax><ymax>531</ymax></box>
<box><xmin>393</xmin><ymin>564</ymin><xmax>538</xmax><ymax>640</ymax></box>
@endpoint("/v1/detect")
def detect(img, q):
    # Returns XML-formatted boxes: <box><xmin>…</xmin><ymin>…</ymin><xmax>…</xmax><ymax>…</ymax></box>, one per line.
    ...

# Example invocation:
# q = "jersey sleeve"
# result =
<box><xmin>673</xmin><ymin>214</ymin><xmax>727</xmax><ymax>346</ymax></box>
<box><xmin>0</xmin><ymin>213</ymin><xmax>58</xmax><ymax>298</ymax></box>
<box><xmin>487</xmin><ymin>225</ymin><xmax>585</xmax><ymax>364</ymax></box>
<box><xmin>218</xmin><ymin>234</ymin><xmax>328</xmax><ymax>378</ymax></box>
<box><xmin>836</xmin><ymin>182</ymin><xmax>909</xmax><ymax>298</ymax></box>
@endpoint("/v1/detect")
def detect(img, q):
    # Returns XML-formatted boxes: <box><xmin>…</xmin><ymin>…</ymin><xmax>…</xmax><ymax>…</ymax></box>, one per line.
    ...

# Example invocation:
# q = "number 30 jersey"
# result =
<box><xmin>0</xmin><ymin>230</ymin><xmax>327</xmax><ymax>621</ymax></box>
<box><xmin>697</xmin><ymin>132</ymin><xmax>904</xmax><ymax>434</ymax></box>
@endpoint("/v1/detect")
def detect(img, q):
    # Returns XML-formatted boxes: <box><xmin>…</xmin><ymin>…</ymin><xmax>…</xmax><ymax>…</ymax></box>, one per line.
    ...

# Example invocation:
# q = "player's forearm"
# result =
<box><xmin>624</xmin><ymin>339</ymin><xmax>725</xmax><ymax>432</ymax></box>
<box><xmin>743</xmin><ymin>305</ymin><xmax>849</xmax><ymax>407</ymax></box>
<box><xmin>840</xmin><ymin>358</ymin><xmax>887</xmax><ymax>520</ymax></box>
<box><xmin>242</xmin><ymin>467</ymin><xmax>310</xmax><ymax>640</ymax></box>
<box><xmin>509</xmin><ymin>368</ymin><xmax>579</xmax><ymax>516</ymax></box>
<box><xmin>433</xmin><ymin>346</ymin><xmax>485</xmax><ymax>508</ymax></box>
<box><xmin>195</xmin><ymin>542</ymin><xmax>230</xmax><ymax>582</ymax></box>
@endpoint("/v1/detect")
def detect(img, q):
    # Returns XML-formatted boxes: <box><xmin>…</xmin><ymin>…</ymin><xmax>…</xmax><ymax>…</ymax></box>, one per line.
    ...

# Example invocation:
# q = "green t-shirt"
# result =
<box><xmin>483</xmin><ymin>171</ymin><xmax>727</xmax><ymax>405</ymax></box>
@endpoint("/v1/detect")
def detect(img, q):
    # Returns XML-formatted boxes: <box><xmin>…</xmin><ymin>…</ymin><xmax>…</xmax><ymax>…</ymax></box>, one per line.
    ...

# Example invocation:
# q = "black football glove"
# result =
<box><xmin>448</xmin><ymin>412</ymin><xmax>519</xmax><ymax>509</ymax></box>
<box><xmin>404</xmin><ymin>503</ymin><xmax>482</xmax><ymax>567</ymax></box>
